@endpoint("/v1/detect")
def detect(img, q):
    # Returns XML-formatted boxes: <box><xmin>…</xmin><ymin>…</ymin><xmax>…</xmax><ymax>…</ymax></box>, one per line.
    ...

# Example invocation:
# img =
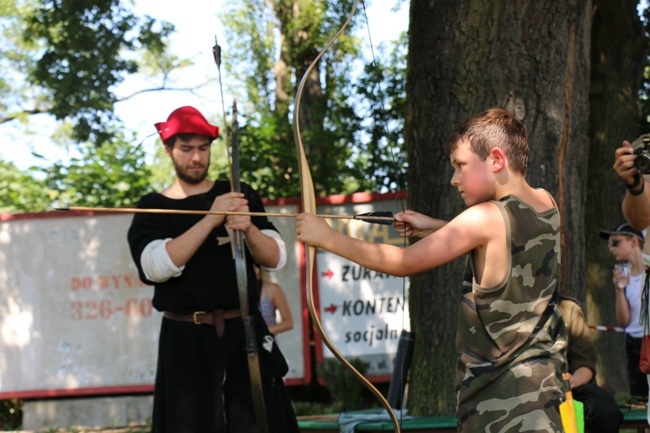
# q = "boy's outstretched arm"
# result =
<box><xmin>296</xmin><ymin>213</ymin><xmax>411</xmax><ymax>276</ymax></box>
<box><xmin>394</xmin><ymin>210</ymin><xmax>448</xmax><ymax>238</ymax></box>
<box><xmin>296</xmin><ymin>204</ymin><xmax>495</xmax><ymax>278</ymax></box>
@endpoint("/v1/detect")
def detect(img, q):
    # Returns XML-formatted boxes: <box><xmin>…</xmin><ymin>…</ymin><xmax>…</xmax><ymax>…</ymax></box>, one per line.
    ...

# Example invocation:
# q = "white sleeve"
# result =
<box><xmin>140</xmin><ymin>238</ymin><xmax>184</xmax><ymax>283</ymax></box>
<box><xmin>260</xmin><ymin>229</ymin><xmax>286</xmax><ymax>271</ymax></box>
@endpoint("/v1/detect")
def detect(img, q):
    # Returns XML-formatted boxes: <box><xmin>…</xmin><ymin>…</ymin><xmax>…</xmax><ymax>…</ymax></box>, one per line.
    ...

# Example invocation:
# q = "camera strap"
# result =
<box><xmin>626</xmin><ymin>174</ymin><xmax>645</xmax><ymax>196</ymax></box>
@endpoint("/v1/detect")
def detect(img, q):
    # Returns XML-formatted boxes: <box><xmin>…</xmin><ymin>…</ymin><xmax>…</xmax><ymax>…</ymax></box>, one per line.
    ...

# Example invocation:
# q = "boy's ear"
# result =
<box><xmin>489</xmin><ymin>147</ymin><xmax>506</xmax><ymax>172</ymax></box>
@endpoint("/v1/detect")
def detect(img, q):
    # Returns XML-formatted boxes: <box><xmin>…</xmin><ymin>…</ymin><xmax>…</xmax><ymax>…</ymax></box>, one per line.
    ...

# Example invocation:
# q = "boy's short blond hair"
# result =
<box><xmin>446</xmin><ymin>108</ymin><xmax>529</xmax><ymax>174</ymax></box>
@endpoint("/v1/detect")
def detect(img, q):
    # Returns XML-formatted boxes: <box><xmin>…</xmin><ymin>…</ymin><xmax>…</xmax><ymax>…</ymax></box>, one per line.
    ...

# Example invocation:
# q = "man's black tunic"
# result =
<box><xmin>127</xmin><ymin>181</ymin><xmax>299</xmax><ymax>433</ymax></box>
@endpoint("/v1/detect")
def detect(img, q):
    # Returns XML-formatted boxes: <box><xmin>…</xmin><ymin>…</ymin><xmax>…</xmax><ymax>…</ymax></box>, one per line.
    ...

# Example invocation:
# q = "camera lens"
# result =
<box><xmin>634</xmin><ymin>153</ymin><xmax>650</xmax><ymax>174</ymax></box>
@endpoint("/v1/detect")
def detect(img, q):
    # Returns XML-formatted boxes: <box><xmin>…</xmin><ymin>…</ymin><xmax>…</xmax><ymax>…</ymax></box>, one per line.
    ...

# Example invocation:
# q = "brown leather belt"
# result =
<box><xmin>163</xmin><ymin>309</ymin><xmax>242</xmax><ymax>337</ymax></box>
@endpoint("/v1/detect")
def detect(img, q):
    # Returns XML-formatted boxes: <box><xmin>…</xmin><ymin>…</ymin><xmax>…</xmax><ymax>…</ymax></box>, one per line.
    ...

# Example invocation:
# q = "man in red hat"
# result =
<box><xmin>127</xmin><ymin>106</ymin><xmax>299</xmax><ymax>433</ymax></box>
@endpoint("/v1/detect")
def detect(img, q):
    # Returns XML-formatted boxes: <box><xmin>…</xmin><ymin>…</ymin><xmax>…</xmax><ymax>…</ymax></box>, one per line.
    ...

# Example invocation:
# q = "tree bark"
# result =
<box><xmin>406</xmin><ymin>0</ymin><xmax>591</xmax><ymax>415</ymax></box>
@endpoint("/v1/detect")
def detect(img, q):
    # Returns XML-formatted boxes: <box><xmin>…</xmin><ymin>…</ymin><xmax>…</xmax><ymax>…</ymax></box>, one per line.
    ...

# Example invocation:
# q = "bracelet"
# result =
<box><xmin>626</xmin><ymin>174</ymin><xmax>645</xmax><ymax>196</ymax></box>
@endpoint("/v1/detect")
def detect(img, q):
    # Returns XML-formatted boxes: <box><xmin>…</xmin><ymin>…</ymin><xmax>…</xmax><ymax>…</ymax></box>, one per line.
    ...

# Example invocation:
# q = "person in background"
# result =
<box><xmin>599</xmin><ymin>222</ymin><xmax>648</xmax><ymax>400</ymax></box>
<box><xmin>256</xmin><ymin>265</ymin><xmax>294</xmax><ymax>336</ymax></box>
<box><xmin>614</xmin><ymin>136</ymin><xmax>650</xmax><ymax>231</ymax></box>
<box><xmin>558</xmin><ymin>295</ymin><xmax>623</xmax><ymax>432</ymax></box>
<box><xmin>614</xmin><ymin>136</ymin><xmax>650</xmax><ymax>424</ymax></box>
<box><xmin>127</xmin><ymin>106</ymin><xmax>299</xmax><ymax>433</ymax></box>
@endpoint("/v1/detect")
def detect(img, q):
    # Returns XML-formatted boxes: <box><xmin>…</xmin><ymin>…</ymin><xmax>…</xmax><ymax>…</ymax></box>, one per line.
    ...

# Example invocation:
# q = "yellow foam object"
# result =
<box><xmin>560</xmin><ymin>372</ymin><xmax>584</xmax><ymax>433</ymax></box>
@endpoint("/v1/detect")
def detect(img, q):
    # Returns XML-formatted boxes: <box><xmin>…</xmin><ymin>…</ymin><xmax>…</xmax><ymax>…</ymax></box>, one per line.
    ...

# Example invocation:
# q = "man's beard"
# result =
<box><xmin>173</xmin><ymin>160</ymin><xmax>210</xmax><ymax>184</ymax></box>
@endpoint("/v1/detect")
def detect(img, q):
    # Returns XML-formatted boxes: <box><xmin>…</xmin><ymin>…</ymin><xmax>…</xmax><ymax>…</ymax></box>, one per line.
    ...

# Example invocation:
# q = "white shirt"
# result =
<box><xmin>625</xmin><ymin>272</ymin><xmax>645</xmax><ymax>338</ymax></box>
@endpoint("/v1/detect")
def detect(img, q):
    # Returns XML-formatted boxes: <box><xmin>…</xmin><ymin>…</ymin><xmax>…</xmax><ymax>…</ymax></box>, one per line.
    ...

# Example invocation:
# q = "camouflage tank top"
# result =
<box><xmin>455</xmin><ymin>193</ymin><xmax>567</xmax><ymax>432</ymax></box>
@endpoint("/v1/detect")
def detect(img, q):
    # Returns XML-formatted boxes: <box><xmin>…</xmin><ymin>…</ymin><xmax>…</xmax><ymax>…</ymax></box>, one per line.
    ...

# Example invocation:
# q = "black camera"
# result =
<box><xmin>632</xmin><ymin>134</ymin><xmax>650</xmax><ymax>174</ymax></box>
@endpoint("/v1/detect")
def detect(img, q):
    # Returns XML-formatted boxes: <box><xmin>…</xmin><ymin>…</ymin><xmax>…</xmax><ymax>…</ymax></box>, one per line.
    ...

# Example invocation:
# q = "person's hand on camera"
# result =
<box><xmin>613</xmin><ymin>140</ymin><xmax>638</xmax><ymax>186</ymax></box>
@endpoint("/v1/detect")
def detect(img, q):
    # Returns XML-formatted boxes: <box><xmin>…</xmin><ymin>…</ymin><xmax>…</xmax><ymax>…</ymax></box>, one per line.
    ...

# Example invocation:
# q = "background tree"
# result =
<box><xmin>221</xmin><ymin>0</ymin><xmax>407</xmax><ymax>199</ymax></box>
<box><xmin>405</xmin><ymin>1</ymin><xmax>591</xmax><ymax>415</ymax></box>
<box><xmin>2</xmin><ymin>0</ymin><xmax>408</xmax><ymax>209</ymax></box>
<box><xmin>42</xmin><ymin>133</ymin><xmax>153</xmax><ymax>208</ymax></box>
<box><xmin>1</xmin><ymin>0</ymin><xmax>177</xmax><ymax>145</ymax></box>
<box><xmin>0</xmin><ymin>162</ymin><xmax>52</xmax><ymax>213</ymax></box>
<box><xmin>0</xmin><ymin>0</ymin><xmax>219</xmax><ymax>211</ymax></box>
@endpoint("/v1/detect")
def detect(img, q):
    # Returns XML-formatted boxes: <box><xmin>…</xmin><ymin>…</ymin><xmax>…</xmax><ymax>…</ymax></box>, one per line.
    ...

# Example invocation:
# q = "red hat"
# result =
<box><xmin>154</xmin><ymin>106</ymin><xmax>220</xmax><ymax>142</ymax></box>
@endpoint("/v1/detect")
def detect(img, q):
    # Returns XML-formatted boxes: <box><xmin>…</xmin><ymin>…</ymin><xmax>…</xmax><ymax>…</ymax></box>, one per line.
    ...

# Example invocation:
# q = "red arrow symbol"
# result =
<box><xmin>324</xmin><ymin>304</ymin><xmax>338</xmax><ymax>314</ymax></box>
<box><xmin>321</xmin><ymin>269</ymin><xmax>335</xmax><ymax>279</ymax></box>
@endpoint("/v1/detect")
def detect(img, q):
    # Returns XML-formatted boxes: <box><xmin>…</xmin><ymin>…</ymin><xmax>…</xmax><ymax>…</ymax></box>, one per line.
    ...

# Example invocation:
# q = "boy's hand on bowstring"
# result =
<box><xmin>393</xmin><ymin>210</ymin><xmax>416</xmax><ymax>237</ymax></box>
<box><xmin>394</xmin><ymin>210</ymin><xmax>437</xmax><ymax>238</ymax></box>
<box><xmin>296</xmin><ymin>213</ymin><xmax>334</xmax><ymax>248</ymax></box>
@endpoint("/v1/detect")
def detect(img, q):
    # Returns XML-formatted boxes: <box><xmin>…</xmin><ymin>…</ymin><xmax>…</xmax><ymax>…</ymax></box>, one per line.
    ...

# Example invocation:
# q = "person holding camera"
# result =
<box><xmin>614</xmin><ymin>135</ymin><xmax>650</xmax><ymax>230</ymax></box>
<box><xmin>615</xmin><ymin>136</ymin><xmax>650</xmax><ymax>426</ymax></box>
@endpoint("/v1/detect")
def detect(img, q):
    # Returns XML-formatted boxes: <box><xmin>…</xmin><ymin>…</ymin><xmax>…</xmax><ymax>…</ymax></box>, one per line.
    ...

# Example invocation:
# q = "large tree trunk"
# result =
<box><xmin>587</xmin><ymin>0</ymin><xmax>648</xmax><ymax>393</ymax></box>
<box><xmin>405</xmin><ymin>1</ymin><xmax>591</xmax><ymax>415</ymax></box>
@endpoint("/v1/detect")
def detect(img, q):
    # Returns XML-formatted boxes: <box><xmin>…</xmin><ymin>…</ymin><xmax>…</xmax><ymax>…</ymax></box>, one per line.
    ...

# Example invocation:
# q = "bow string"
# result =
<box><xmin>292</xmin><ymin>1</ymin><xmax>401</xmax><ymax>431</ymax></box>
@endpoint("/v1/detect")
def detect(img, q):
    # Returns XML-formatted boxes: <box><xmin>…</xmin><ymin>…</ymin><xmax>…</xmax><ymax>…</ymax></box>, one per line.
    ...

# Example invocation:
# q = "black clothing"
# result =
<box><xmin>626</xmin><ymin>335</ymin><xmax>650</xmax><ymax>398</ymax></box>
<box><xmin>153</xmin><ymin>315</ymin><xmax>297</xmax><ymax>433</ymax></box>
<box><xmin>128</xmin><ymin>182</ymin><xmax>274</xmax><ymax>312</ymax></box>
<box><xmin>127</xmin><ymin>181</ymin><xmax>299</xmax><ymax>433</ymax></box>
<box><xmin>572</xmin><ymin>382</ymin><xmax>623</xmax><ymax>433</ymax></box>
<box><xmin>560</xmin><ymin>297</ymin><xmax>623</xmax><ymax>433</ymax></box>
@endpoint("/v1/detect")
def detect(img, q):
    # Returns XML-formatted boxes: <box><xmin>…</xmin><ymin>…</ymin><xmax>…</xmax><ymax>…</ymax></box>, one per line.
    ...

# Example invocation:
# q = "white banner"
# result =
<box><xmin>314</xmin><ymin>196</ymin><xmax>410</xmax><ymax>378</ymax></box>
<box><xmin>0</xmin><ymin>205</ymin><xmax>305</xmax><ymax>397</ymax></box>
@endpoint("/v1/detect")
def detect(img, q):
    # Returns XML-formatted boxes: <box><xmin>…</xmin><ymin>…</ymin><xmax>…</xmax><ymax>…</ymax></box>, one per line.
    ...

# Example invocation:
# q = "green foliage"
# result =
<box><xmin>8</xmin><ymin>0</ymin><xmax>174</xmax><ymax>145</ymax></box>
<box><xmin>238</xmin><ymin>118</ymin><xmax>301</xmax><ymax>198</ymax></box>
<box><xmin>223</xmin><ymin>0</ymin><xmax>358</xmax><ymax>198</ymax></box>
<box><xmin>2</xmin><ymin>133</ymin><xmax>154</xmax><ymax>213</ymax></box>
<box><xmin>354</xmin><ymin>33</ymin><xmax>408</xmax><ymax>193</ymax></box>
<box><xmin>291</xmin><ymin>400</ymin><xmax>333</xmax><ymax>416</ymax></box>
<box><xmin>0</xmin><ymin>0</ymin><xmax>40</xmax><ymax>120</ymax></box>
<box><xmin>317</xmin><ymin>357</ymin><xmax>369</xmax><ymax>412</ymax></box>
<box><xmin>42</xmin><ymin>134</ymin><xmax>154</xmax><ymax>208</ymax></box>
<box><xmin>0</xmin><ymin>398</ymin><xmax>22</xmax><ymax>430</ymax></box>
<box><xmin>222</xmin><ymin>0</ymin><xmax>407</xmax><ymax>199</ymax></box>
<box><xmin>221</xmin><ymin>0</ymin><xmax>276</xmax><ymax>112</ymax></box>
<box><xmin>0</xmin><ymin>161</ymin><xmax>53</xmax><ymax>213</ymax></box>
<box><xmin>3</xmin><ymin>0</ymin><xmax>408</xmax><ymax>206</ymax></box>
<box><xmin>639</xmin><ymin>6</ymin><xmax>650</xmax><ymax>132</ymax></box>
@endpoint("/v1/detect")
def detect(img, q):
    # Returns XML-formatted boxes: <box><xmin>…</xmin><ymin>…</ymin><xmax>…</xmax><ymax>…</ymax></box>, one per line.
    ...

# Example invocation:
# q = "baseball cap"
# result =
<box><xmin>154</xmin><ymin>106</ymin><xmax>220</xmax><ymax>142</ymax></box>
<box><xmin>599</xmin><ymin>223</ymin><xmax>645</xmax><ymax>242</ymax></box>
